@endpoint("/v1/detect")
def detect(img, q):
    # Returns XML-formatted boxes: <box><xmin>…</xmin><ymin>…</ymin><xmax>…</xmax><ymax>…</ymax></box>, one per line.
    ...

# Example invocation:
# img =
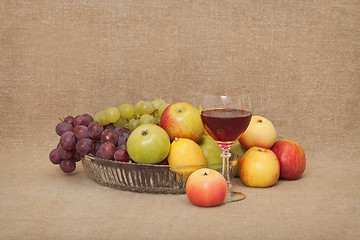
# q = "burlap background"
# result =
<box><xmin>1</xmin><ymin>1</ymin><xmax>359</xmax><ymax>239</ymax></box>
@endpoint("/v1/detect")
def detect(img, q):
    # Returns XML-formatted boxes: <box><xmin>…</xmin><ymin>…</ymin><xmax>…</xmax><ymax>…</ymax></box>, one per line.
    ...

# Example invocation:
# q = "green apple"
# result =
<box><xmin>198</xmin><ymin>135</ymin><xmax>222</xmax><ymax>170</ymax></box>
<box><xmin>127</xmin><ymin>124</ymin><xmax>170</xmax><ymax>164</ymax></box>
<box><xmin>230</xmin><ymin>141</ymin><xmax>247</xmax><ymax>177</ymax></box>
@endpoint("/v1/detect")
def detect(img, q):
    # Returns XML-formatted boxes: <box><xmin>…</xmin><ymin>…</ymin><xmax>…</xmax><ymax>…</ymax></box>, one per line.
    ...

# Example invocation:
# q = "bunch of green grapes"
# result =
<box><xmin>93</xmin><ymin>98</ymin><xmax>170</xmax><ymax>131</ymax></box>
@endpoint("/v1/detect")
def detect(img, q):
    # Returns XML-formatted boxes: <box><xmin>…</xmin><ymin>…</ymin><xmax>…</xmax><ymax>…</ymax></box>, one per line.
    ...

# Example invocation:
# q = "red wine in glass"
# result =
<box><xmin>200</xmin><ymin>91</ymin><xmax>252</xmax><ymax>203</ymax></box>
<box><xmin>201</xmin><ymin>108</ymin><xmax>252</xmax><ymax>148</ymax></box>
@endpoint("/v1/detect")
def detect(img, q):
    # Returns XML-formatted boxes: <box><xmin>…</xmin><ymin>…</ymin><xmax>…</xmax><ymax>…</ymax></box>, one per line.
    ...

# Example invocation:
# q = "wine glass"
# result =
<box><xmin>200</xmin><ymin>90</ymin><xmax>252</xmax><ymax>202</ymax></box>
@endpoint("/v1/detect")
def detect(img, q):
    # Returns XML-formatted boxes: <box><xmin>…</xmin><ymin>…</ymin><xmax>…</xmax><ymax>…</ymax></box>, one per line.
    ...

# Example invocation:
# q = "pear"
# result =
<box><xmin>198</xmin><ymin>135</ymin><xmax>223</xmax><ymax>170</ymax></box>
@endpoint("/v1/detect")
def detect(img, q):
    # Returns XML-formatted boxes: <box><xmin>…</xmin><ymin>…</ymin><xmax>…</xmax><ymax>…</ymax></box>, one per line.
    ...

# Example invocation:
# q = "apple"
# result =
<box><xmin>230</xmin><ymin>141</ymin><xmax>247</xmax><ymax>177</ymax></box>
<box><xmin>239</xmin><ymin>115</ymin><xmax>277</xmax><ymax>149</ymax></box>
<box><xmin>186</xmin><ymin>168</ymin><xmax>228</xmax><ymax>207</ymax></box>
<box><xmin>126</xmin><ymin>123</ymin><xmax>170</xmax><ymax>164</ymax></box>
<box><xmin>239</xmin><ymin>147</ymin><xmax>280</xmax><ymax>187</ymax></box>
<box><xmin>271</xmin><ymin>139</ymin><xmax>306</xmax><ymax>180</ymax></box>
<box><xmin>160</xmin><ymin>102</ymin><xmax>204</xmax><ymax>143</ymax></box>
<box><xmin>198</xmin><ymin>135</ymin><xmax>223</xmax><ymax>170</ymax></box>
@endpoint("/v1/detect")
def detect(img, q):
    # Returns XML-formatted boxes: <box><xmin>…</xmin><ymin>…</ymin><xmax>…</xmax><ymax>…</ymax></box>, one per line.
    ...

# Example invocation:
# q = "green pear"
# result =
<box><xmin>230</xmin><ymin>141</ymin><xmax>247</xmax><ymax>177</ymax></box>
<box><xmin>198</xmin><ymin>135</ymin><xmax>223</xmax><ymax>170</ymax></box>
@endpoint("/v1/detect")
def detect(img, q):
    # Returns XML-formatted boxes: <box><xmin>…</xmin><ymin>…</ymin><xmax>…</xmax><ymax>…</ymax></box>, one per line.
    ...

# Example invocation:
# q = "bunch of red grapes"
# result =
<box><xmin>49</xmin><ymin>114</ymin><xmax>132</xmax><ymax>173</ymax></box>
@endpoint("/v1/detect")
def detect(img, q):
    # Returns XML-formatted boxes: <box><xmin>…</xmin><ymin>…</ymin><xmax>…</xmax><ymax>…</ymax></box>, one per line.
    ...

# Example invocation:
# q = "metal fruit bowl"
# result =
<box><xmin>81</xmin><ymin>152</ymin><xmax>239</xmax><ymax>194</ymax></box>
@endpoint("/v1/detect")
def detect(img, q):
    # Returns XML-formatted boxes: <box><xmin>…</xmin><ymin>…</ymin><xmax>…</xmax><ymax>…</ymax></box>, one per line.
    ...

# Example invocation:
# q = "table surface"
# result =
<box><xmin>1</xmin><ymin>138</ymin><xmax>359</xmax><ymax>240</ymax></box>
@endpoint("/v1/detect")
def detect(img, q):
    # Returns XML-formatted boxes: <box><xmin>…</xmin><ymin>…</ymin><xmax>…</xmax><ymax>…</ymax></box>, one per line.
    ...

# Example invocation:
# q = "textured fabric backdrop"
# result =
<box><xmin>1</xmin><ymin>1</ymin><xmax>359</xmax><ymax>239</ymax></box>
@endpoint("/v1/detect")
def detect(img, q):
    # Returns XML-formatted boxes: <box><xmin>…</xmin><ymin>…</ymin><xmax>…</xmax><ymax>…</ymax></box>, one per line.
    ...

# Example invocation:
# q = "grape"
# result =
<box><xmin>73</xmin><ymin>125</ymin><xmax>89</xmax><ymax>140</ymax></box>
<box><xmin>60</xmin><ymin>159</ymin><xmax>76</xmax><ymax>173</ymax></box>
<box><xmin>135</xmin><ymin>101</ymin><xmax>144</xmax><ymax>114</ymax></box>
<box><xmin>49</xmin><ymin>148</ymin><xmax>62</xmax><ymax>164</ymax></box>
<box><xmin>117</xmin><ymin>132</ymin><xmax>130</xmax><ymax>146</ymax></box>
<box><xmin>63</xmin><ymin>115</ymin><xmax>75</xmax><ymax>126</ymax></box>
<box><xmin>94</xmin><ymin>111</ymin><xmax>110</xmax><ymax>126</ymax></box>
<box><xmin>100</xmin><ymin>129</ymin><xmax>118</xmax><ymax>145</ymax></box>
<box><xmin>58</xmin><ymin>145</ymin><xmax>74</xmax><ymax>160</ymax></box>
<box><xmin>128</xmin><ymin>118</ymin><xmax>140</xmax><ymax>131</ymax></box>
<box><xmin>118</xmin><ymin>144</ymin><xmax>127</xmax><ymax>151</ymax></box>
<box><xmin>114</xmin><ymin>148</ymin><xmax>129</xmax><ymax>162</ymax></box>
<box><xmin>83</xmin><ymin>114</ymin><xmax>93</xmax><ymax>126</ymax></box>
<box><xmin>105</xmin><ymin>124</ymin><xmax>115</xmax><ymax>130</ymax></box>
<box><xmin>135</xmin><ymin>101</ymin><xmax>155</xmax><ymax>115</ymax></box>
<box><xmin>139</xmin><ymin>114</ymin><xmax>155</xmax><ymax>125</ymax></box>
<box><xmin>93</xmin><ymin>142</ymin><xmax>102</xmax><ymax>153</ymax></box>
<box><xmin>157</xmin><ymin>103</ymin><xmax>170</xmax><ymax>116</ymax></box>
<box><xmin>60</xmin><ymin>131</ymin><xmax>76</xmax><ymax>151</ymax></box>
<box><xmin>152</xmin><ymin>109</ymin><xmax>160</xmax><ymax>118</ymax></box>
<box><xmin>99</xmin><ymin>142</ymin><xmax>116</xmax><ymax>160</ymax></box>
<box><xmin>119</xmin><ymin>103</ymin><xmax>135</xmax><ymax>119</ymax></box>
<box><xmin>74</xmin><ymin>114</ymin><xmax>92</xmax><ymax>127</ymax></box>
<box><xmin>105</xmin><ymin>107</ymin><xmax>121</xmax><ymax>123</ymax></box>
<box><xmin>143</xmin><ymin>101</ymin><xmax>155</xmax><ymax>114</ymax></box>
<box><xmin>153</xmin><ymin>116</ymin><xmax>161</xmax><ymax>125</ymax></box>
<box><xmin>88</xmin><ymin>121</ymin><xmax>103</xmax><ymax>140</ymax></box>
<box><xmin>76</xmin><ymin>138</ymin><xmax>94</xmax><ymax>155</ymax></box>
<box><xmin>152</xmin><ymin>98</ymin><xmax>166</xmax><ymax>109</ymax></box>
<box><xmin>93</xmin><ymin>111</ymin><xmax>102</xmax><ymax>123</ymax></box>
<box><xmin>73</xmin><ymin>151</ymin><xmax>81</xmax><ymax>162</ymax></box>
<box><xmin>114</xmin><ymin>127</ymin><xmax>130</xmax><ymax>136</ymax></box>
<box><xmin>113</xmin><ymin>117</ymin><xmax>128</xmax><ymax>128</ymax></box>
<box><xmin>56</xmin><ymin>122</ymin><xmax>73</xmax><ymax>136</ymax></box>
<box><xmin>114</xmin><ymin>127</ymin><xmax>125</xmax><ymax>135</ymax></box>
<box><xmin>95</xmin><ymin>149</ymin><xmax>102</xmax><ymax>158</ymax></box>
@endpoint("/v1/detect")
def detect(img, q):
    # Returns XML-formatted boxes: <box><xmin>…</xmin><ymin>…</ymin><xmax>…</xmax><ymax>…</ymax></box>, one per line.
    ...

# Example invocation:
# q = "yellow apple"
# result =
<box><xmin>239</xmin><ymin>115</ymin><xmax>276</xmax><ymax>149</ymax></box>
<box><xmin>239</xmin><ymin>147</ymin><xmax>280</xmax><ymax>187</ymax></box>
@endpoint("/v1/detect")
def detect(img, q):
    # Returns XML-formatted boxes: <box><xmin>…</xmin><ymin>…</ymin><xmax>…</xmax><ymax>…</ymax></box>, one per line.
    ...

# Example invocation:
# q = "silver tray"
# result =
<box><xmin>81</xmin><ymin>152</ymin><xmax>239</xmax><ymax>194</ymax></box>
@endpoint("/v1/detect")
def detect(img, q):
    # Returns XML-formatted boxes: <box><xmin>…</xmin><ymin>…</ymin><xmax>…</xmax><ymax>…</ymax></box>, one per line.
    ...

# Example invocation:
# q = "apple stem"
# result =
<box><xmin>257</xmin><ymin>119</ymin><xmax>263</xmax><ymax>123</ymax></box>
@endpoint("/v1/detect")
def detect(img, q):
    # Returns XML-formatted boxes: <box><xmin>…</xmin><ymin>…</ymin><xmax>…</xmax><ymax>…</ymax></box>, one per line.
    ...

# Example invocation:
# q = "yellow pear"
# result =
<box><xmin>168</xmin><ymin>138</ymin><xmax>207</xmax><ymax>179</ymax></box>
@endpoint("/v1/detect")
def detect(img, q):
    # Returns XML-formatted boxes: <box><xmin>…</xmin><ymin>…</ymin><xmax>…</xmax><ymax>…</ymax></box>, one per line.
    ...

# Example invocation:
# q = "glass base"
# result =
<box><xmin>224</xmin><ymin>191</ymin><xmax>246</xmax><ymax>203</ymax></box>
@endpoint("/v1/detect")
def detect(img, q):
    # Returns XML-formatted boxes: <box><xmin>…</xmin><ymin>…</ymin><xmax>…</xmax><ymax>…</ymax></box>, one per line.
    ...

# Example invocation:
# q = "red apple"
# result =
<box><xmin>160</xmin><ymin>102</ymin><xmax>204</xmax><ymax>143</ymax></box>
<box><xmin>271</xmin><ymin>139</ymin><xmax>306</xmax><ymax>180</ymax></box>
<box><xmin>186</xmin><ymin>168</ymin><xmax>228</xmax><ymax>207</ymax></box>
<box><xmin>239</xmin><ymin>147</ymin><xmax>280</xmax><ymax>187</ymax></box>
<box><xmin>239</xmin><ymin>115</ymin><xmax>277</xmax><ymax>149</ymax></box>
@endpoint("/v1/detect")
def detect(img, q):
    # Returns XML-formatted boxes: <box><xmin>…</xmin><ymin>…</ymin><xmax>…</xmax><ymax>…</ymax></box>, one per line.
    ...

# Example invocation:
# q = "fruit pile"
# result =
<box><xmin>49</xmin><ymin>99</ymin><xmax>306</xmax><ymax>192</ymax></box>
<box><xmin>238</xmin><ymin>115</ymin><xmax>307</xmax><ymax>187</ymax></box>
<box><xmin>49</xmin><ymin>99</ymin><xmax>171</xmax><ymax>173</ymax></box>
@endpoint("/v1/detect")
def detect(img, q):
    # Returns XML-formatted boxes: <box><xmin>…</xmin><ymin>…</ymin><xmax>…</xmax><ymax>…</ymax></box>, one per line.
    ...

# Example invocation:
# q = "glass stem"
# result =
<box><xmin>221</xmin><ymin>148</ymin><xmax>232</xmax><ymax>190</ymax></box>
